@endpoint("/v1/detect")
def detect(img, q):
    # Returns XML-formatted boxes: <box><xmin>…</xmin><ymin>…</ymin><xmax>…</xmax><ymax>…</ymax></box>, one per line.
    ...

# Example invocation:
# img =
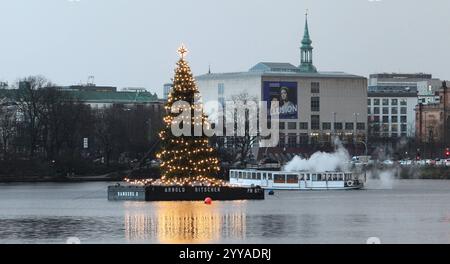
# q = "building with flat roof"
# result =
<box><xmin>369</xmin><ymin>72</ymin><xmax>441</xmax><ymax>103</ymax></box>
<box><xmin>368</xmin><ymin>73</ymin><xmax>433</xmax><ymax>93</ymax></box>
<box><xmin>196</xmin><ymin>14</ymin><xmax>368</xmax><ymax>161</ymax></box>
<box><xmin>368</xmin><ymin>91</ymin><xmax>417</xmax><ymax>139</ymax></box>
<box><xmin>0</xmin><ymin>84</ymin><xmax>161</xmax><ymax>109</ymax></box>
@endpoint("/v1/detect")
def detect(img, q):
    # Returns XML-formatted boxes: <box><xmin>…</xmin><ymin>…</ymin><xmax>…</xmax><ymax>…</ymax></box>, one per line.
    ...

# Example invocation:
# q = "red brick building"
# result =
<box><xmin>416</xmin><ymin>81</ymin><xmax>450</xmax><ymax>149</ymax></box>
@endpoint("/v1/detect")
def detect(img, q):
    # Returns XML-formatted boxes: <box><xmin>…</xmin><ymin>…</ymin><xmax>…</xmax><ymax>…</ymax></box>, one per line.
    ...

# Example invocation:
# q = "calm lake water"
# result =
<box><xmin>0</xmin><ymin>180</ymin><xmax>449</xmax><ymax>244</ymax></box>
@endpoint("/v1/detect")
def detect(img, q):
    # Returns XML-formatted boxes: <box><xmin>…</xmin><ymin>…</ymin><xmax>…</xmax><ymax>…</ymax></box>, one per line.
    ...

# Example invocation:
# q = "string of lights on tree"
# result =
<box><xmin>126</xmin><ymin>44</ymin><xmax>226</xmax><ymax>187</ymax></box>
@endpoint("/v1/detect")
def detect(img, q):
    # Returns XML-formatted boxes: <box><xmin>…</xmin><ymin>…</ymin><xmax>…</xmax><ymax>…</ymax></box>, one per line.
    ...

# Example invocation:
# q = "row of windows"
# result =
<box><xmin>279</xmin><ymin>134</ymin><xmax>367</xmax><ymax>147</ymax></box>
<box><xmin>368</xmin><ymin>107</ymin><xmax>408</xmax><ymax>115</ymax></box>
<box><xmin>369</xmin><ymin>116</ymin><xmax>408</xmax><ymax>123</ymax></box>
<box><xmin>371</xmin><ymin>132</ymin><xmax>409</xmax><ymax>138</ymax></box>
<box><xmin>230</xmin><ymin>171</ymin><xmax>353</xmax><ymax>182</ymax></box>
<box><xmin>371</xmin><ymin>124</ymin><xmax>409</xmax><ymax>132</ymax></box>
<box><xmin>368</xmin><ymin>98</ymin><xmax>408</xmax><ymax>106</ymax></box>
<box><xmin>280</xmin><ymin>121</ymin><xmax>366</xmax><ymax>130</ymax></box>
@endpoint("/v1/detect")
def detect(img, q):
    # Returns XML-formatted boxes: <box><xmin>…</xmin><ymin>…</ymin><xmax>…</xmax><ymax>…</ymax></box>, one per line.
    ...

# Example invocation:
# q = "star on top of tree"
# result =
<box><xmin>177</xmin><ymin>44</ymin><xmax>188</xmax><ymax>59</ymax></box>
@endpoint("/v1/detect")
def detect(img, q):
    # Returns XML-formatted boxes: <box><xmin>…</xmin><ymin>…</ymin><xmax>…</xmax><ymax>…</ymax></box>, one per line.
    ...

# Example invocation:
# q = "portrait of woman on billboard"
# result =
<box><xmin>264</xmin><ymin>82</ymin><xmax>298</xmax><ymax>119</ymax></box>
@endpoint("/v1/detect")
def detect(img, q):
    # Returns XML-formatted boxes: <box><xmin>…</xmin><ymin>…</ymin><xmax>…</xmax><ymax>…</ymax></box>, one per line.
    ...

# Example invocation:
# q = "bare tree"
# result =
<box><xmin>39</xmin><ymin>87</ymin><xmax>67</xmax><ymax>160</ymax></box>
<box><xmin>15</xmin><ymin>76</ymin><xmax>54</xmax><ymax>158</ymax></box>
<box><xmin>93</xmin><ymin>107</ymin><xmax>129</xmax><ymax>166</ymax></box>
<box><xmin>0</xmin><ymin>104</ymin><xmax>17</xmax><ymax>159</ymax></box>
<box><xmin>221</xmin><ymin>92</ymin><xmax>260</xmax><ymax>167</ymax></box>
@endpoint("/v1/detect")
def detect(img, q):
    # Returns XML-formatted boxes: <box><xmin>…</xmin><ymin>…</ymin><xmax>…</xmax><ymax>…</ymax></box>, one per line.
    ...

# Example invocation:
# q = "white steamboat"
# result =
<box><xmin>229</xmin><ymin>169</ymin><xmax>364</xmax><ymax>190</ymax></box>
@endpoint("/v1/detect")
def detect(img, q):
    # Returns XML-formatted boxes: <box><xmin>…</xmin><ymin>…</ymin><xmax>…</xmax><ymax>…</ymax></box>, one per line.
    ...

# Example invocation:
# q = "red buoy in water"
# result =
<box><xmin>204</xmin><ymin>197</ymin><xmax>212</xmax><ymax>205</ymax></box>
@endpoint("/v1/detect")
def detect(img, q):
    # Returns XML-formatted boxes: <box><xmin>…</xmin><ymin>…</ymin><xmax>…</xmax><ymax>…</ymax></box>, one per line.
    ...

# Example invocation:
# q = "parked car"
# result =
<box><xmin>383</xmin><ymin>160</ymin><xmax>395</xmax><ymax>166</ymax></box>
<box><xmin>435</xmin><ymin>159</ymin><xmax>445</xmax><ymax>166</ymax></box>
<box><xmin>351</xmin><ymin>156</ymin><xmax>370</xmax><ymax>165</ymax></box>
<box><xmin>425</xmin><ymin>159</ymin><xmax>434</xmax><ymax>165</ymax></box>
<box><xmin>400</xmin><ymin>159</ymin><xmax>413</xmax><ymax>166</ymax></box>
<box><xmin>416</xmin><ymin>159</ymin><xmax>427</xmax><ymax>166</ymax></box>
<box><xmin>445</xmin><ymin>159</ymin><xmax>450</xmax><ymax>167</ymax></box>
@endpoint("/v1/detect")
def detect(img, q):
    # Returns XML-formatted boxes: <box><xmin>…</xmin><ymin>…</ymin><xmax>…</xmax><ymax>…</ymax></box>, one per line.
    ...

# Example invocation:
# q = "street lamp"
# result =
<box><xmin>358</xmin><ymin>140</ymin><xmax>368</xmax><ymax>156</ymax></box>
<box><xmin>353</xmin><ymin>113</ymin><xmax>360</xmax><ymax>154</ymax></box>
<box><xmin>332</xmin><ymin>112</ymin><xmax>337</xmax><ymax>148</ymax></box>
<box><xmin>427</xmin><ymin>126</ymin><xmax>434</xmax><ymax>159</ymax></box>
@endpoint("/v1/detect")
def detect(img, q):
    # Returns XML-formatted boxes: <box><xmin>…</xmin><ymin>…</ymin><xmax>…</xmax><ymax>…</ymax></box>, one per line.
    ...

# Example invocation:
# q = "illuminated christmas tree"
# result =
<box><xmin>156</xmin><ymin>45</ymin><xmax>223</xmax><ymax>186</ymax></box>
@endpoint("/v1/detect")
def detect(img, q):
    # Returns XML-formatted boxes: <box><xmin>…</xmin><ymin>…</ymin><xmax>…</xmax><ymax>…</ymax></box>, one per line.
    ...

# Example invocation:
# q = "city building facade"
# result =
<box><xmin>368</xmin><ymin>73</ymin><xmax>434</xmax><ymax>93</ymax></box>
<box><xmin>417</xmin><ymin>79</ymin><xmax>442</xmax><ymax>105</ymax></box>
<box><xmin>196</xmin><ymin>15</ymin><xmax>368</xmax><ymax>161</ymax></box>
<box><xmin>367</xmin><ymin>91</ymin><xmax>417</xmax><ymax>139</ymax></box>
<box><xmin>416</xmin><ymin>81</ymin><xmax>450</xmax><ymax>148</ymax></box>
<box><xmin>0</xmin><ymin>83</ymin><xmax>163</xmax><ymax>110</ymax></box>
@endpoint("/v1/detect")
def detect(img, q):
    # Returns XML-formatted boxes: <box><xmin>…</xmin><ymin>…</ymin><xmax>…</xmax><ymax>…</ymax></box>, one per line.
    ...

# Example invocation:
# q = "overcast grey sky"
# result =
<box><xmin>0</xmin><ymin>0</ymin><xmax>449</xmax><ymax>96</ymax></box>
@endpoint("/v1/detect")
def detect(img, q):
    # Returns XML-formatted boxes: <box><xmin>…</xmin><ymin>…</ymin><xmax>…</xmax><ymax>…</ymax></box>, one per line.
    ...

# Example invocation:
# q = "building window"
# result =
<box><xmin>279</xmin><ymin>122</ymin><xmax>285</xmax><ymax>130</ymax></box>
<box><xmin>278</xmin><ymin>135</ymin><xmax>286</xmax><ymax>148</ymax></box>
<box><xmin>392</xmin><ymin>107</ymin><xmax>398</xmax><ymax>115</ymax></box>
<box><xmin>391</xmin><ymin>116</ymin><xmax>398</xmax><ymax>123</ymax></box>
<box><xmin>374</xmin><ymin>107</ymin><xmax>380</xmax><ymax>115</ymax></box>
<box><xmin>368</xmin><ymin>99</ymin><xmax>371</xmax><ymax>106</ymax></box>
<box><xmin>311</xmin><ymin>82</ymin><xmax>320</xmax><ymax>94</ymax></box>
<box><xmin>310</xmin><ymin>133</ymin><xmax>319</xmax><ymax>144</ymax></box>
<box><xmin>288</xmin><ymin>122</ymin><xmax>297</xmax><ymax>130</ymax></box>
<box><xmin>400</xmin><ymin>99</ymin><xmax>407</xmax><ymax>106</ymax></box>
<box><xmin>401</xmin><ymin>116</ymin><xmax>407</xmax><ymax>123</ymax></box>
<box><xmin>311</xmin><ymin>115</ymin><xmax>320</xmax><ymax>130</ymax></box>
<box><xmin>382</xmin><ymin>116</ymin><xmax>389</xmax><ymax>123</ymax></box>
<box><xmin>400</xmin><ymin>107</ymin><xmax>407</xmax><ymax>115</ymax></box>
<box><xmin>299</xmin><ymin>122</ymin><xmax>308</xmax><ymax>130</ymax></box>
<box><xmin>299</xmin><ymin>133</ymin><xmax>309</xmax><ymax>145</ymax></box>
<box><xmin>391</xmin><ymin>124</ymin><xmax>399</xmax><ymax>133</ymax></box>
<box><xmin>288</xmin><ymin>134</ymin><xmax>297</xmax><ymax>148</ymax></box>
<box><xmin>368</xmin><ymin>108</ymin><xmax>371</xmax><ymax>115</ymax></box>
<box><xmin>311</xmin><ymin>97</ymin><xmax>320</xmax><ymax>112</ymax></box>
<box><xmin>334</xmin><ymin>122</ymin><xmax>343</xmax><ymax>130</ymax></box>
<box><xmin>357</xmin><ymin>123</ymin><xmax>366</xmax><ymax>130</ymax></box>
<box><xmin>373</xmin><ymin>116</ymin><xmax>380</xmax><ymax>122</ymax></box>
<box><xmin>383</xmin><ymin>107</ymin><xmax>389</xmax><ymax>115</ymax></box>
<box><xmin>322</xmin><ymin>122</ymin><xmax>331</xmax><ymax>130</ymax></box>
<box><xmin>372</xmin><ymin>124</ymin><xmax>380</xmax><ymax>132</ymax></box>
<box><xmin>374</xmin><ymin>99</ymin><xmax>380</xmax><ymax>106</ymax></box>
<box><xmin>401</xmin><ymin>124</ymin><xmax>407</xmax><ymax>132</ymax></box>
<box><xmin>345</xmin><ymin>123</ymin><xmax>354</xmax><ymax>130</ymax></box>
<box><xmin>382</xmin><ymin>99</ymin><xmax>389</xmax><ymax>106</ymax></box>
<box><xmin>391</xmin><ymin>99</ymin><xmax>398</xmax><ymax>105</ymax></box>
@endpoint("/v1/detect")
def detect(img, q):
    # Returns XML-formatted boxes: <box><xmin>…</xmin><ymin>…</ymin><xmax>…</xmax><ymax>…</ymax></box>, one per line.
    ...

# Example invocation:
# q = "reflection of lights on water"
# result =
<box><xmin>124</xmin><ymin>201</ymin><xmax>246</xmax><ymax>243</ymax></box>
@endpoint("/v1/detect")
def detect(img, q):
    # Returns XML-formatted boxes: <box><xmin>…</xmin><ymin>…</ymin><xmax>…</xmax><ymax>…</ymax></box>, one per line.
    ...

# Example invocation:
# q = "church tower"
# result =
<box><xmin>299</xmin><ymin>12</ymin><xmax>317</xmax><ymax>73</ymax></box>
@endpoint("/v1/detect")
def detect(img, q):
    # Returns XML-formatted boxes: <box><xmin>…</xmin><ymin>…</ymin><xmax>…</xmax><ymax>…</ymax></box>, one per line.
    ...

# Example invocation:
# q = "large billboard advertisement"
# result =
<box><xmin>263</xmin><ymin>81</ymin><xmax>298</xmax><ymax>119</ymax></box>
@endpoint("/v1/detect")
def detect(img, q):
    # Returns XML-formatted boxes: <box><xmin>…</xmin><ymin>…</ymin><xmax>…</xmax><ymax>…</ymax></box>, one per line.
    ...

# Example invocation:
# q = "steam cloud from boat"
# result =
<box><xmin>284</xmin><ymin>140</ymin><xmax>351</xmax><ymax>173</ymax></box>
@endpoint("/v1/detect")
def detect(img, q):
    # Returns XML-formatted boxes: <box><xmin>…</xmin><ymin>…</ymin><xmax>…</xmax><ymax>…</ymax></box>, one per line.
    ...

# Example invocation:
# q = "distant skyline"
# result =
<box><xmin>0</xmin><ymin>0</ymin><xmax>449</xmax><ymax>97</ymax></box>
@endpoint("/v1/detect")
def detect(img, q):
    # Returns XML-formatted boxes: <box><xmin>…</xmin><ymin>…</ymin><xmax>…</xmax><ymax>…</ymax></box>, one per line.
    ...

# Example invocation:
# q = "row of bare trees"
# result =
<box><xmin>0</xmin><ymin>76</ymin><xmax>164</xmax><ymax>177</ymax></box>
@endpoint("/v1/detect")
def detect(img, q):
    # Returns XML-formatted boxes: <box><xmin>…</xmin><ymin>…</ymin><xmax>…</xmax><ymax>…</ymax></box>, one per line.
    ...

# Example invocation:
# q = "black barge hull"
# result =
<box><xmin>108</xmin><ymin>185</ymin><xmax>265</xmax><ymax>201</ymax></box>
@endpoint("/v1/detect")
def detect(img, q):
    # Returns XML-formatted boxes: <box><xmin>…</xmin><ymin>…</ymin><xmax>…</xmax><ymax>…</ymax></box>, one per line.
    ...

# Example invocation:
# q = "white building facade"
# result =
<box><xmin>367</xmin><ymin>92</ymin><xmax>417</xmax><ymax>138</ymax></box>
